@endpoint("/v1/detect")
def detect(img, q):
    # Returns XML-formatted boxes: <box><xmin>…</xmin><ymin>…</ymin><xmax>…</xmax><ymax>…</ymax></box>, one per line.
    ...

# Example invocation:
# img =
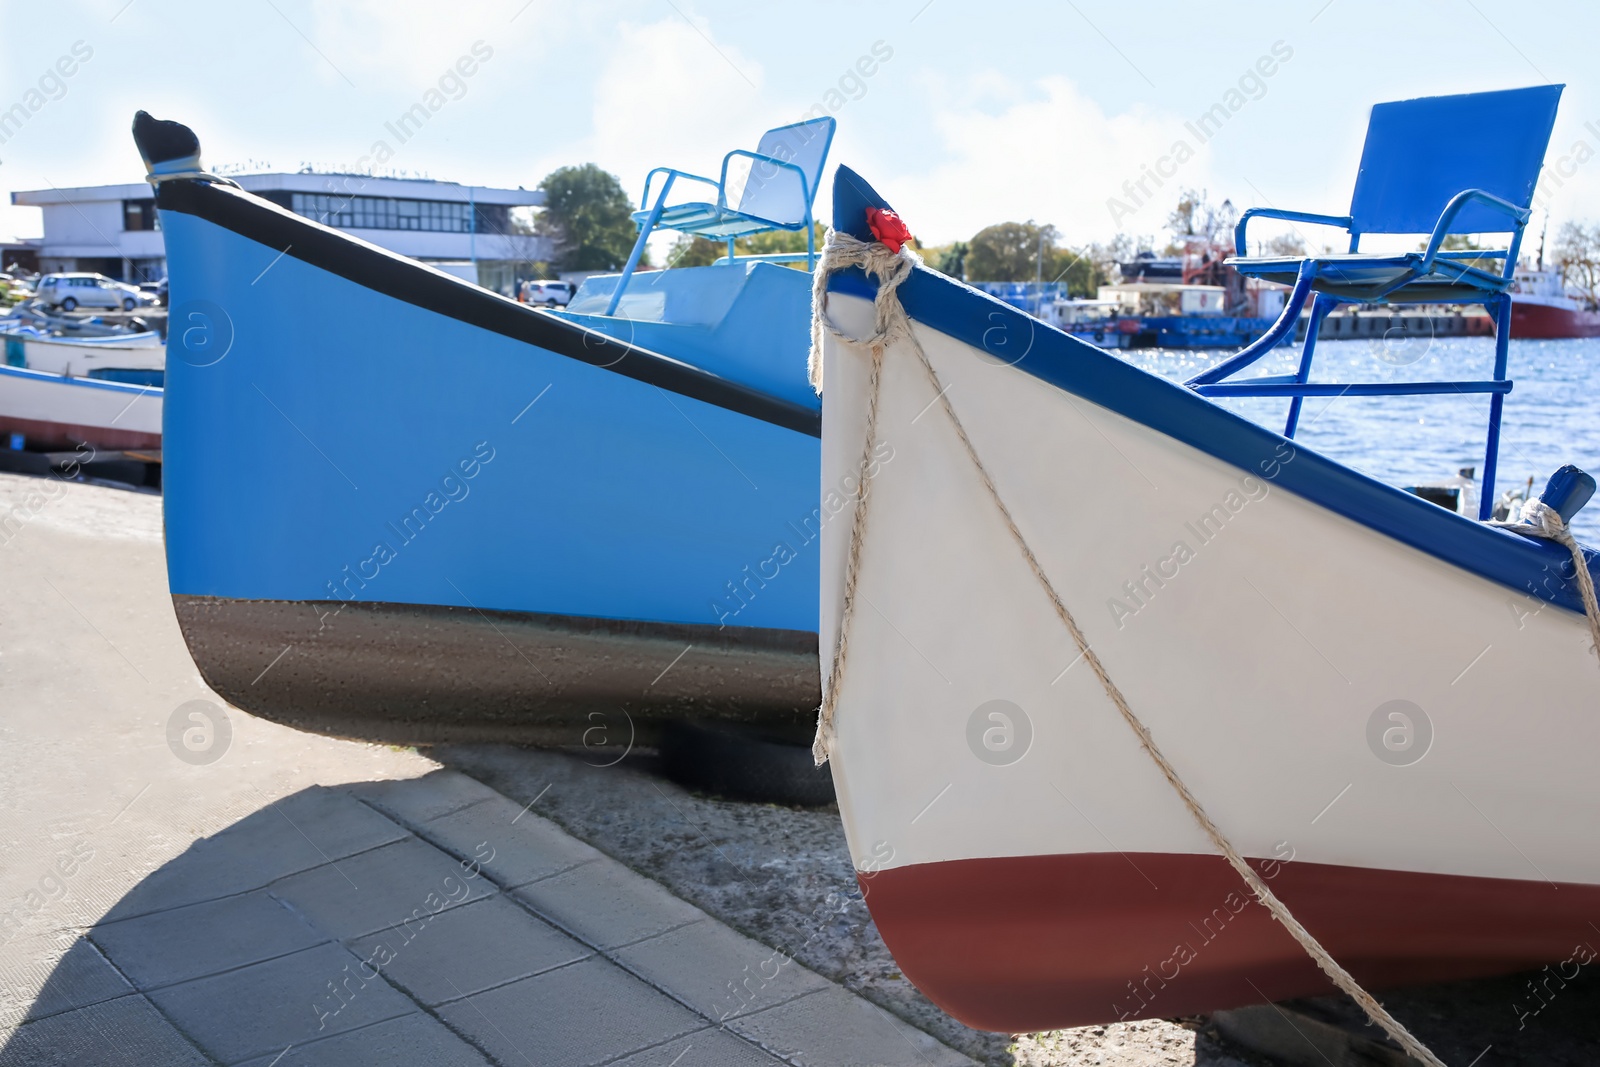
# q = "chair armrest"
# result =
<box><xmin>639</xmin><ymin>167</ymin><xmax>722</xmax><ymax>210</ymax></box>
<box><xmin>719</xmin><ymin>150</ymin><xmax>813</xmax><ymax>214</ymax></box>
<box><xmin>1234</xmin><ymin>208</ymin><xmax>1353</xmax><ymax>257</ymax></box>
<box><xmin>1419</xmin><ymin>189</ymin><xmax>1531</xmax><ymax>272</ymax></box>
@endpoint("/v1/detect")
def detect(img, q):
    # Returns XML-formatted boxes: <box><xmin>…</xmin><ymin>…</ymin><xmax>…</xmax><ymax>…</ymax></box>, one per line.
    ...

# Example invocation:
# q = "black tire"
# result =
<box><xmin>60</xmin><ymin>297</ymin><xmax>77</xmax><ymax>312</ymax></box>
<box><xmin>123</xmin><ymin>297</ymin><xmax>136</xmax><ymax>311</ymax></box>
<box><xmin>659</xmin><ymin>721</ymin><xmax>835</xmax><ymax>807</ymax></box>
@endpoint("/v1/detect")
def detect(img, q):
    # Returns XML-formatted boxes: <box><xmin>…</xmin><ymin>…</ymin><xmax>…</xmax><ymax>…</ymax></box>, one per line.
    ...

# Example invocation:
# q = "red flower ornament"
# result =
<box><xmin>866</xmin><ymin>206</ymin><xmax>913</xmax><ymax>253</ymax></box>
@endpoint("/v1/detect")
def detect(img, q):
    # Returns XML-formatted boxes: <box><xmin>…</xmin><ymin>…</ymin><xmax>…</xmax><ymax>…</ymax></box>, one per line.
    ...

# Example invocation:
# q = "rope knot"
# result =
<box><xmin>808</xmin><ymin>228</ymin><xmax>922</xmax><ymax>394</ymax></box>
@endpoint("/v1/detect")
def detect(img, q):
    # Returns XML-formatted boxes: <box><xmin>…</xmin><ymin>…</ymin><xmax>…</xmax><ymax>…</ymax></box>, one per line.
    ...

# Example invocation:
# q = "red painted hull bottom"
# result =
<box><xmin>1510</xmin><ymin>300</ymin><xmax>1600</xmax><ymax>338</ymax></box>
<box><xmin>860</xmin><ymin>852</ymin><xmax>1600</xmax><ymax>1032</ymax></box>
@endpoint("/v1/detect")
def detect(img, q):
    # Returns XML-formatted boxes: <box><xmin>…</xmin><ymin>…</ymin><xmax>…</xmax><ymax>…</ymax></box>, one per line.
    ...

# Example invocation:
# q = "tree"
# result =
<box><xmin>500</xmin><ymin>206</ymin><xmax>550</xmax><ymax>286</ymax></box>
<box><xmin>922</xmin><ymin>240</ymin><xmax>969</xmax><ymax>281</ymax></box>
<box><xmin>1165</xmin><ymin>188</ymin><xmax>1236</xmax><ymax>248</ymax></box>
<box><xmin>1553</xmin><ymin>220</ymin><xmax>1600</xmax><ymax>302</ymax></box>
<box><xmin>966</xmin><ymin>221</ymin><xmax>1060</xmax><ymax>282</ymax></box>
<box><xmin>537</xmin><ymin>164</ymin><xmax>643</xmax><ymax>272</ymax></box>
<box><xmin>1048</xmin><ymin>246</ymin><xmax>1101</xmax><ymax>298</ymax></box>
<box><xmin>1084</xmin><ymin>234</ymin><xmax>1139</xmax><ymax>289</ymax></box>
<box><xmin>1262</xmin><ymin>232</ymin><xmax>1306</xmax><ymax>257</ymax></box>
<box><xmin>665</xmin><ymin>235</ymin><xmax>724</xmax><ymax>269</ymax></box>
<box><xmin>662</xmin><ymin>224</ymin><xmax>824</xmax><ymax>272</ymax></box>
<box><xmin>737</xmin><ymin>224</ymin><xmax>825</xmax><ymax>261</ymax></box>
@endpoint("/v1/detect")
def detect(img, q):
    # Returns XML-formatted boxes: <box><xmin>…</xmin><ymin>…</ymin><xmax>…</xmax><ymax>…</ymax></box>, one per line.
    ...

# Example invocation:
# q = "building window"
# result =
<box><xmin>123</xmin><ymin>199</ymin><xmax>159</xmax><ymax>231</ymax></box>
<box><xmin>289</xmin><ymin>193</ymin><xmax>477</xmax><ymax>233</ymax></box>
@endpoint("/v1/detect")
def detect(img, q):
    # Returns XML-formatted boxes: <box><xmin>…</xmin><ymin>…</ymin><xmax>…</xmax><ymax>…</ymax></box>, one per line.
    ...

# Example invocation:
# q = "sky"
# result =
<box><xmin>3</xmin><ymin>0</ymin><xmax>1600</xmax><ymax>253</ymax></box>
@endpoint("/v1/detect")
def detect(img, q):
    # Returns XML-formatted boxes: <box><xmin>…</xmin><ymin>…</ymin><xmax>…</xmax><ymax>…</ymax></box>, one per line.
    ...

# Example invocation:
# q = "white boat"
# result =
<box><xmin>0</xmin><ymin>364</ymin><xmax>162</xmax><ymax>452</ymax></box>
<box><xmin>1</xmin><ymin>330</ymin><xmax>164</xmax><ymax>376</ymax></box>
<box><xmin>814</xmin><ymin>166</ymin><xmax>1600</xmax><ymax>1034</ymax></box>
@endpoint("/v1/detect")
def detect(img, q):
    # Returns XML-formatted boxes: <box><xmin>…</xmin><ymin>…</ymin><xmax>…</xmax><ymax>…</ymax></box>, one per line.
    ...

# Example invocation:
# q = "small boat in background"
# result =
<box><xmin>2</xmin><ymin>331</ymin><xmax>164</xmax><ymax>377</ymax></box>
<box><xmin>1037</xmin><ymin>297</ymin><xmax>1136</xmax><ymax>349</ymax></box>
<box><xmin>0</xmin><ymin>364</ymin><xmax>161</xmax><ymax>452</ymax></box>
<box><xmin>1</xmin><ymin>300</ymin><xmax>165</xmax><ymax>377</ymax></box>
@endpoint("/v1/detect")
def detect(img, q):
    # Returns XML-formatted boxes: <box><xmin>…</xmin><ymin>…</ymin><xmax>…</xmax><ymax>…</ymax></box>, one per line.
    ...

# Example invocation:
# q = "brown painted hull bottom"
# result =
<box><xmin>172</xmin><ymin>595</ymin><xmax>821</xmax><ymax>747</ymax></box>
<box><xmin>0</xmin><ymin>414</ymin><xmax>161</xmax><ymax>453</ymax></box>
<box><xmin>861</xmin><ymin>852</ymin><xmax>1600</xmax><ymax>1033</ymax></box>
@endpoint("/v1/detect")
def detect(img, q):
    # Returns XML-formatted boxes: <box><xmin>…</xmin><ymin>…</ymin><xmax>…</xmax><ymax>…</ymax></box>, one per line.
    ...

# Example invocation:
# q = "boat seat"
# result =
<box><xmin>1190</xmin><ymin>84</ymin><xmax>1565</xmax><ymax>521</ymax></box>
<box><xmin>628</xmin><ymin>201</ymin><xmax>787</xmax><ymax>240</ymax></box>
<box><xmin>1229</xmin><ymin>251</ymin><xmax>1509</xmax><ymax>304</ymax></box>
<box><xmin>606</xmin><ymin>117</ymin><xmax>837</xmax><ymax>316</ymax></box>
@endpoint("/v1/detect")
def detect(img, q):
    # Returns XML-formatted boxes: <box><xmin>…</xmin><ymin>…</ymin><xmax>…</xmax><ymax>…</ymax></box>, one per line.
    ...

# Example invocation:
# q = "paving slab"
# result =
<box><xmin>614</xmin><ymin>917</ymin><xmax>833</xmax><ymax>1022</ymax></box>
<box><xmin>346</xmin><ymin>770</ymin><xmax>502</xmax><ymax>824</ymax></box>
<box><xmin>146</xmin><ymin>941</ymin><xmax>416</xmax><ymax>1064</ymax></box>
<box><xmin>233</xmin><ymin>1012</ymin><xmax>493</xmax><ymax>1067</ymax></box>
<box><xmin>511</xmin><ymin>856</ymin><xmax>708</xmax><ymax>951</ymax></box>
<box><xmin>604</xmin><ymin>1026</ymin><xmax>789</xmax><ymax>1066</ymax></box>
<box><xmin>0</xmin><ymin>993</ymin><xmax>209</xmax><ymax>1067</ymax></box>
<box><xmin>347</xmin><ymin>894</ymin><xmax>591</xmax><ymax>1006</ymax></box>
<box><xmin>727</xmin><ymin>986</ymin><xmax>978</xmax><ymax>1067</ymax></box>
<box><xmin>0</xmin><ymin>937</ymin><xmax>132</xmax><ymax>1029</ymax></box>
<box><xmin>91</xmin><ymin>889</ymin><xmax>328</xmax><ymax>989</ymax></box>
<box><xmin>436</xmin><ymin>956</ymin><xmax>704</xmax><ymax>1067</ymax></box>
<box><xmin>100</xmin><ymin>789</ymin><xmax>411</xmax><ymax>923</ymax></box>
<box><xmin>413</xmin><ymin>793</ymin><xmax>606</xmax><ymax>887</ymax></box>
<box><xmin>269</xmin><ymin>837</ymin><xmax>494</xmax><ymax>940</ymax></box>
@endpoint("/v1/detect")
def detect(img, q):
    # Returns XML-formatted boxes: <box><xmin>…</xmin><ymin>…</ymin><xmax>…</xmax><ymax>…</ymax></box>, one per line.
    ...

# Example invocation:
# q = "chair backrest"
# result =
<box><xmin>1347</xmin><ymin>85</ymin><xmax>1562</xmax><ymax>236</ymax></box>
<box><xmin>735</xmin><ymin>117</ymin><xmax>837</xmax><ymax>225</ymax></box>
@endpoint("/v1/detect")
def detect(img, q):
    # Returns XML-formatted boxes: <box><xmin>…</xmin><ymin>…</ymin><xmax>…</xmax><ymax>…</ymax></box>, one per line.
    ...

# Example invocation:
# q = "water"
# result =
<box><xmin>1121</xmin><ymin>336</ymin><xmax>1600</xmax><ymax>544</ymax></box>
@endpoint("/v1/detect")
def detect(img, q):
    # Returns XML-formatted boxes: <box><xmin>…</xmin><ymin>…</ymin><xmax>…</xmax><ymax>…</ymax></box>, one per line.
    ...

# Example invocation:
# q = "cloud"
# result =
<box><xmin>581</xmin><ymin>17</ymin><xmax>768</xmax><ymax>198</ymax></box>
<box><xmin>307</xmin><ymin>0</ymin><xmax>504</xmax><ymax>88</ymax></box>
<box><xmin>885</xmin><ymin>74</ymin><xmax>1210</xmax><ymax>245</ymax></box>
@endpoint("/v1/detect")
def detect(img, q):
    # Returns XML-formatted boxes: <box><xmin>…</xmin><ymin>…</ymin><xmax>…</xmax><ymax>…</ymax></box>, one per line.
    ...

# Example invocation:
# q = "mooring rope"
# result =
<box><xmin>809</xmin><ymin>228</ymin><xmax>1448</xmax><ymax>1067</ymax></box>
<box><xmin>1493</xmin><ymin>501</ymin><xmax>1600</xmax><ymax>666</ymax></box>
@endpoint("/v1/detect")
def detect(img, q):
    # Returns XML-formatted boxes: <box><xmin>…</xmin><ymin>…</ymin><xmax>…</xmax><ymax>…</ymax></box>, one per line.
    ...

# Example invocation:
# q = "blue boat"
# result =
<box><xmin>135</xmin><ymin>111</ymin><xmax>833</xmax><ymax>745</ymax></box>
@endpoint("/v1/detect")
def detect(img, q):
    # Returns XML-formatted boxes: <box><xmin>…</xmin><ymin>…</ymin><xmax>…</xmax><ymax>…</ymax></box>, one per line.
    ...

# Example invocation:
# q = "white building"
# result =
<box><xmin>11</xmin><ymin>172</ymin><xmax>549</xmax><ymax>295</ymax></box>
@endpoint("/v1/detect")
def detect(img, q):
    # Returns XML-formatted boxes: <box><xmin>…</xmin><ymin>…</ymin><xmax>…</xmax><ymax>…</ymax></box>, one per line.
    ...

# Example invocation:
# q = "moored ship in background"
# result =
<box><xmin>1508</xmin><ymin>263</ymin><xmax>1600</xmax><ymax>338</ymax></box>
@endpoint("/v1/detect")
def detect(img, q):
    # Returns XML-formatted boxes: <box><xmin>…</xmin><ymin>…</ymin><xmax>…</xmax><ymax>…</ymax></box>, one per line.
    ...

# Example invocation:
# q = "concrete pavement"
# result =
<box><xmin>0</xmin><ymin>472</ymin><xmax>973</xmax><ymax>1066</ymax></box>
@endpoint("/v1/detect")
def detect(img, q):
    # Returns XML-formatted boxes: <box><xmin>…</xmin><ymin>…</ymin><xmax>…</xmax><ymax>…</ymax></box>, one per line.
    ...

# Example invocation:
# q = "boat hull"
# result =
<box><xmin>1509</xmin><ymin>296</ymin><xmax>1600</xmax><ymax>338</ymax></box>
<box><xmin>155</xmin><ymin>177</ymin><xmax>823</xmax><ymax>741</ymax></box>
<box><xmin>862</xmin><ymin>852</ymin><xmax>1600</xmax><ymax>1031</ymax></box>
<box><xmin>0</xmin><ymin>365</ymin><xmax>161</xmax><ymax>451</ymax></box>
<box><xmin>173</xmin><ymin>595</ymin><xmax>818</xmax><ymax>745</ymax></box>
<box><xmin>818</xmin><ymin>230</ymin><xmax>1600</xmax><ymax>1028</ymax></box>
<box><xmin>3</xmin><ymin>333</ymin><xmax>165</xmax><ymax>375</ymax></box>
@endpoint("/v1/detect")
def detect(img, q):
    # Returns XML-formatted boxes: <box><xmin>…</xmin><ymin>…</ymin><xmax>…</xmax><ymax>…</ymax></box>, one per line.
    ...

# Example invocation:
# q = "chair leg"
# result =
<box><xmin>1283</xmin><ymin>294</ymin><xmax>1335</xmax><ymax>438</ymax></box>
<box><xmin>1479</xmin><ymin>293</ymin><xmax>1513</xmax><ymax>520</ymax></box>
<box><xmin>606</xmin><ymin>176</ymin><xmax>677</xmax><ymax>317</ymax></box>
<box><xmin>1185</xmin><ymin>259</ymin><xmax>1317</xmax><ymax>388</ymax></box>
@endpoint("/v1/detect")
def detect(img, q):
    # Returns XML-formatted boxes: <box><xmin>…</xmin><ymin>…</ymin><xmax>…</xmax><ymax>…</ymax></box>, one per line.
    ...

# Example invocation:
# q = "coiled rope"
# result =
<box><xmin>1493</xmin><ymin>501</ymin><xmax>1600</xmax><ymax>665</ymax></box>
<box><xmin>809</xmin><ymin>228</ymin><xmax>1447</xmax><ymax>1067</ymax></box>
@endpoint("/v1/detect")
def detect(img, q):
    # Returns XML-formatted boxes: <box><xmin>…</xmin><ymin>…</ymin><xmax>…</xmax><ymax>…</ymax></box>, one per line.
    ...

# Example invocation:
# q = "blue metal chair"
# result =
<box><xmin>1189</xmin><ymin>85</ymin><xmax>1564</xmax><ymax>518</ymax></box>
<box><xmin>605</xmin><ymin>117</ymin><xmax>837</xmax><ymax>316</ymax></box>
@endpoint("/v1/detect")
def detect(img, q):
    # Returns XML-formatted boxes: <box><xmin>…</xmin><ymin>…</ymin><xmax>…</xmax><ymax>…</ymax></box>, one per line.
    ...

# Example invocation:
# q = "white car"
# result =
<box><xmin>36</xmin><ymin>273</ymin><xmax>158</xmax><ymax>312</ymax></box>
<box><xmin>521</xmin><ymin>280</ymin><xmax>575</xmax><ymax>307</ymax></box>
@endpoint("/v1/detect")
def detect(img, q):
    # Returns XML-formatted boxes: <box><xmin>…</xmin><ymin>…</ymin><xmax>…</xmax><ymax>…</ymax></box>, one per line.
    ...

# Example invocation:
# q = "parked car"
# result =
<box><xmin>520</xmin><ymin>280</ymin><xmax>575</xmax><ymax>307</ymax></box>
<box><xmin>35</xmin><ymin>273</ymin><xmax>159</xmax><ymax>312</ymax></box>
